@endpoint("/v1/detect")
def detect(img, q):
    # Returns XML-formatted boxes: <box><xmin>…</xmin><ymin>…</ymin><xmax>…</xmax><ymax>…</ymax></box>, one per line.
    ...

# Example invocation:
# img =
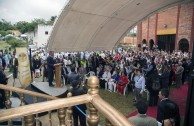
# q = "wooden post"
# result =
<box><xmin>58</xmin><ymin>108</ymin><xmax>66</xmax><ymax>126</ymax></box>
<box><xmin>5</xmin><ymin>90</ymin><xmax>12</xmax><ymax>126</ymax></box>
<box><xmin>87</xmin><ymin>76</ymin><xmax>99</xmax><ymax>126</ymax></box>
<box><xmin>24</xmin><ymin>115</ymin><xmax>34</xmax><ymax>126</ymax></box>
<box><xmin>55</xmin><ymin>64</ymin><xmax>61</xmax><ymax>87</ymax></box>
<box><xmin>33</xmin><ymin>96</ymin><xmax>40</xmax><ymax>126</ymax></box>
<box><xmin>67</xmin><ymin>92</ymin><xmax>73</xmax><ymax>126</ymax></box>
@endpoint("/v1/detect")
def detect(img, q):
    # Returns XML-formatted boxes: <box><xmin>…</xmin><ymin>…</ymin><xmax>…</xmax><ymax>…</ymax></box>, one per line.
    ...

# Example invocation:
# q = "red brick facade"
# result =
<box><xmin>137</xmin><ymin>2</ymin><xmax>194</xmax><ymax>52</ymax></box>
<box><xmin>142</xmin><ymin>19</ymin><xmax>148</xmax><ymax>43</ymax></box>
<box><xmin>148</xmin><ymin>15</ymin><xmax>156</xmax><ymax>42</ymax></box>
<box><xmin>178</xmin><ymin>3</ymin><xmax>194</xmax><ymax>51</ymax></box>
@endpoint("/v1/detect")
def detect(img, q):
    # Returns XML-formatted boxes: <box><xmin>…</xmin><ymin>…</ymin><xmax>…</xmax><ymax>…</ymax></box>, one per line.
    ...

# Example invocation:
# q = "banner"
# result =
<box><xmin>16</xmin><ymin>48</ymin><xmax>31</xmax><ymax>88</ymax></box>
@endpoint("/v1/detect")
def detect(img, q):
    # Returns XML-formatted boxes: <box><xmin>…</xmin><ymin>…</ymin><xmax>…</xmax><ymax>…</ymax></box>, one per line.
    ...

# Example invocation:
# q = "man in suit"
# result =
<box><xmin>68</xmin><ymin>67</ymin><xmax>80</xmax><ymax>85</ymax></box>
<box><xmin>9</xmin><ymin>53</ymin><xmax>18</xmax><ymax>79</ymax></box>
<box><xmin>47</xmin><ymin>51</ymin><xmax>56</xmax><ymax>87</ymax></box>
<box><xmin>157</xmin><ymin>88</ymin><xmax>180</xmax><ymax>126</ymax></box>
<box><xmin>128</xmin><ymin>100</ymin><xmax>158</xmax><ymax>126</ymax></box>
<box><xmin>69</xmin><ymin>80</ymin><xmax>87</xmax><ymax>126</ymax></box>
<box><xmin>0</xmin><ymin>64</ymin><xmax>9</xmax><ymax>108</ymax></box>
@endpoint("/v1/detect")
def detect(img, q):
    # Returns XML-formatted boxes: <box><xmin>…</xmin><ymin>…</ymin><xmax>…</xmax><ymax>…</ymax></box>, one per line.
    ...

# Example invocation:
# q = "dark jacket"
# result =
<box><xmin>0</xmin><ymin>70</ymin><xmax>7</xmax><ymax>108</ymax></box>
<box><xmin>47</xmin><ymin>56</ymin><xmax>55</xmax><ymax>71</ymax></box>
<box><xmin>157</xmin><ymin>99</ymin><xmax>180</xmax><ymax>126</ymax></box>
<box><xmin>68</xmin><ymin>72</ymin><xmax>80</xmax><ymax>84</ymax></box>
<box><xmin>69</xmin><ymin>86</ymin><xmax>87</xmax><ymax>111</ymax></box>
<box><xmin>160</xmin><ymin>69</ymin><xmax>170</xmax><ymax>89</ymax></box>
<box><xmin>0</xmin><ymin>70</ymin><xmax>8</xmax><ymax>84</ymax></box>
<box><xmin>10</xmin><ymin>58</ymin><xmax>18</xmax><ymax>68</ymax></box>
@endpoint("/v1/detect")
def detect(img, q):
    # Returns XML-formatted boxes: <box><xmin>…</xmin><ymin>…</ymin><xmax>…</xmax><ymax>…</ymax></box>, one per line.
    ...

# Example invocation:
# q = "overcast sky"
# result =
<box><xmin>0</xmin><ymin>0</ymin><xmax>69</xmax><ymax>24</ymax></box>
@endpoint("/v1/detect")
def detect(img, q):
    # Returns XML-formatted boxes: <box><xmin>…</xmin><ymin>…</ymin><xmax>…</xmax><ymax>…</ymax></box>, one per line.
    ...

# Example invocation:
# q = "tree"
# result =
<box><xmin>15</xmin><ymin>21</ymin><xmax>29</xmax><ymax>33</ymax></box>
<box><xmin>0</xmin><ymin>31</ymin><xmax>12</xmax><ymax>36</ymax></box>
<box><xmin>0</xmin><ymin>19</ymin><xmax>16</xmax><ymax>31</ymax></box>
<box><xmin>6</xmin><ymin>36</ymin><xmax>27</xmax><ymax>48</ymax></box>
<box><xmin>47</xmin><ymin>16</ymin><xmax>57</xmax><ymax>25</ymax></box>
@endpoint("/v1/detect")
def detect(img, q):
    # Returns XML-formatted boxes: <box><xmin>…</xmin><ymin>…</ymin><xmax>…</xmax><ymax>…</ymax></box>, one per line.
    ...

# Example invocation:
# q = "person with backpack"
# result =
<box><xmin>146</xmin><ymin>70</ymin><xmax>160</xmax><ymax>106</ymax></box>
<box><xmin>160</xmin><ymin>65</ymin><xmax>170</xmax><ymax>89</ymax></box>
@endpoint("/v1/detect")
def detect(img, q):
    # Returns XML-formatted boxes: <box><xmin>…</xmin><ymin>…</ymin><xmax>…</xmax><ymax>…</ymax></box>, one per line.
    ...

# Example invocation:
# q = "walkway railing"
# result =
<box><xmin>0</xmin><ymin>76</ymin><xmax>133</xmax><ymax>126</ymax></box>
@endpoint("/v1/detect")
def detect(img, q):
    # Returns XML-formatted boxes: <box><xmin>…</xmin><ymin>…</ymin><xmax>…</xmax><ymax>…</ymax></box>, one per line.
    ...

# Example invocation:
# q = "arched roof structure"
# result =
<box><xmin>47</xmin><ymin>0</ymin><xmax>191</xmax><ymax>52</ymax></box>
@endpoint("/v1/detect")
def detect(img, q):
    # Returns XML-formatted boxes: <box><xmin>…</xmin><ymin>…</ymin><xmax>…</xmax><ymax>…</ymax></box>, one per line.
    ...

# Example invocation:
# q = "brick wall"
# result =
<box><xmin>157</xmin><ymin>6</ymin><xmax>178</xmax><ymax>31</ymax></box>
<box><xmin>178</xmin><ymin>3</ymin><xmax>194</xmax><ymax>51</ymax></box>
<box><xmin>137</xmin><ymin>3</ymin><xmax>194</xmax><ymax>52</ymax></box>
<box><xmin>137</xmin><ymin>23</ymin><xmax>142</xmax><ymax>45</ymax></box>
<box><xmin>148</xmin><ymin>14</ymin><xmax>156</xmax><ymax>43</ymax></box>
<box><xmin>142</xmin><ymin>19</ymin><xmax>148</xmax><ymax>43</ymax></box>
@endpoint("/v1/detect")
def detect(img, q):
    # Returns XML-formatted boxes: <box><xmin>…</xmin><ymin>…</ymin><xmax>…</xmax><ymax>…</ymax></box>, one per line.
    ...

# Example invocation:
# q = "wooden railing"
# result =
<box><xmin>0</xmin><ymin>76</ymin><xmax>133</xmax><ymax>126</ymax></box>
<box><xmin>0</xmin><ymin>84</ymin><xmax>57</xmax><ymax>100</ymax></box>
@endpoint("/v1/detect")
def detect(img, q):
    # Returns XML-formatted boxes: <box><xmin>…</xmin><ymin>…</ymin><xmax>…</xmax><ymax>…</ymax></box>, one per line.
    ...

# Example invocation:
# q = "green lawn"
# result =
<box><xmin>97</xmin><ymin>89</ymin><xmax>136</xmax><ymax>124</ymax></box>
<box><xmin>0</xmin><ymin>41</ymin><xmax>11</xmax><ymax>50</ymax></box>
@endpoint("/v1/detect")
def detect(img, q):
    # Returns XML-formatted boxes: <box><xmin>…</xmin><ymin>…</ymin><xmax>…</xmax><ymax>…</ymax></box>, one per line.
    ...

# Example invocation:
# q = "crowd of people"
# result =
<box><xmin>0</xmin><ymin>46</ymin><xmax>192</xmax><ymax>126</ymax></box>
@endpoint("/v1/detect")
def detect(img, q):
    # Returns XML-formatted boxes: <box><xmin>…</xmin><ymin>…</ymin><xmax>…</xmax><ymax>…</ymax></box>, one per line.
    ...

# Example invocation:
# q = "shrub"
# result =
<box><xmin>6</xmin><ymin>36</ymin><xmax>27</xmax><ymax>48</ymax></box>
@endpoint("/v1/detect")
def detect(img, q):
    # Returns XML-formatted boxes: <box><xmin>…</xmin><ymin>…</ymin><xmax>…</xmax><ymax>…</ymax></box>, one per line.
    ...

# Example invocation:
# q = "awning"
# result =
<box><xmin>47</xmin><ymin>0</ymin><xmax>190</xmax><ymax>52</ymax></box>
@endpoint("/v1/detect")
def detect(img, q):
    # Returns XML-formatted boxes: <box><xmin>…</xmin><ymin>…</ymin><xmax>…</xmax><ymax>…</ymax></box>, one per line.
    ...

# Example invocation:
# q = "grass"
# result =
<box><xmin>97</xmin><ymin>89</ymin><xmax>136</xmax><ymax>125</ymax></box>
<box><xmin>0</xmin><ymin>41</ymin><xmax>11</xmax><ymax>50</ymax></box>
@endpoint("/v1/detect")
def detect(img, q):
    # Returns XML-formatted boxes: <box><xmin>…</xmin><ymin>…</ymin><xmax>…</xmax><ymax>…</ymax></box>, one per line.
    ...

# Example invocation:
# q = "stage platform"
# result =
<box><xmin>31</xmin><ymin>82</ymin><xmax>68</xmax><ymax>98</ymax></box>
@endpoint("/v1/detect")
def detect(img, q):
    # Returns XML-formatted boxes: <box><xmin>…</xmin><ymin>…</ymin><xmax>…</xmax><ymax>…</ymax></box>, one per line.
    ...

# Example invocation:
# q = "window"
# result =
<box><xmin>45</xmin><ymin>31</ymin><xmax>48</xmax><ymax>35</ymax></box>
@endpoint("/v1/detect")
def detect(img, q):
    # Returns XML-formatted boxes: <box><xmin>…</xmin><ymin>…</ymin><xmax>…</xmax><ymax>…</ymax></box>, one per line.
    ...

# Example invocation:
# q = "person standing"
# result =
<box><xmin>0</xmin><ymin>53</ymin><xmax>6</xmax><ymax>71</ymax></box>
<box><xmin>134</xmin><ymin>69</ymin><xmax>145</xmax><ymax>103</ymax></box>
<box><xmin>157</xmin><ymin>89</ymin><xmax>180</xmax><ymax>126</ymax></box>
<box><xmin>69</xmin><ymin>80</ymin><xmax>87</xmax><ymax>126</ymax></box>
<box><xmin>9</xmin><ymin>53</ymin><xmax>18</xmax><ymax>79</ymax></box>
<box><xmin>175</xmin><ymin>62</ymin><xmax>184</xmax><ymax>88</ymax></box>
<box><xmin>128</xmin><ymin>100</ymin><xmax>158</xmax><ymax>126</ymax></box>
<box><xmin>68</xmin><ymin>67</ymin><xmax>80</xmax><ymax>85</ymax></box>
<box><xmin>47</xmin><ymin>51</ymin><xmax>56</xmax><ymax>87</ymax></box>
<box><xmin>0</xmin><ymin>64</ymin><xmax>9</xmax><ymax>108</ymax></box>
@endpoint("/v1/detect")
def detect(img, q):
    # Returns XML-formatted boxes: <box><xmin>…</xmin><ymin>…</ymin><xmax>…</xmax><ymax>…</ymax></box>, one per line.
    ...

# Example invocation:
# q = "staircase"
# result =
<box><xmin>0</xmin><ymin>76</ymin><xmax>133</xmax><ymax>126</ymax></box>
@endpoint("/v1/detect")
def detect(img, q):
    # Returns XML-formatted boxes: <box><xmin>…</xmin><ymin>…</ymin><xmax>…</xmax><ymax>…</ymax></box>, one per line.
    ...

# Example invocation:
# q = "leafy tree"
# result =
<box><xmin>0</xmin><ymin>31</ymin><xmax>12</xmax><ymax>36</ymax></box>
<box><xmin>15</xmin><ymin>21</ymin><xmax>29</xmax><ymax>33</ymax></box>
<box><xmin>47</xmin><ymin>16</ymin><xmax>57</xmax><ymax>25</ymax></box>
<box><xmin>0</xmin><ymin>19</ymin><xmax>16</xmax><ymax>31</ymax></box>
<box><xmin>6</xmin><ymin>36</ymin><xmax>27</xmax><ymax>48</ymax></box>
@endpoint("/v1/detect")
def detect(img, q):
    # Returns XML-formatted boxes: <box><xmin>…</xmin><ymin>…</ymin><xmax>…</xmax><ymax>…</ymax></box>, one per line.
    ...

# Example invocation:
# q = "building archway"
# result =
<box><xmin>142</xmin><ymin>39</ymin><xmax>147</xmax><ymax>51</ymax></box>
<box><xmin>149</xmin><ymin>39</ymin><xmax>154</xmax><ymax>50</ymax></box>
<box><xmin>179</xmin><ymin>38</ymin><xmax>189</xmax><ymax>52</ymax></box>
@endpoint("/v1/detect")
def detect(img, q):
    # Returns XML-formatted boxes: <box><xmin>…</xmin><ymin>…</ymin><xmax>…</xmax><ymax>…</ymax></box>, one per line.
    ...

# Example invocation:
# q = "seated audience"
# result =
<box><xmin>116</xmin><ymin>71</ymin><xmax>128</xmax><ymax>95</ymax></box>
<box><xmin>100</xmin><ymin>69</ymin><xmax>111</xmax><ymax>89</ymax></box>
<box><xmin>107</xmin><ymin>69</ymin><xmax>120</xmax><ymax>91</ymax></box>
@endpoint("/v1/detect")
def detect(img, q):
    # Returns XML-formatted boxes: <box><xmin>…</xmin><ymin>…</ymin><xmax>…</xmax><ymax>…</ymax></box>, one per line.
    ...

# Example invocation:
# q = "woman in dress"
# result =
<box><xmin>116</xmin><ymin>71</ymin><xmax>128</xmax><ymax>95</ymax></box>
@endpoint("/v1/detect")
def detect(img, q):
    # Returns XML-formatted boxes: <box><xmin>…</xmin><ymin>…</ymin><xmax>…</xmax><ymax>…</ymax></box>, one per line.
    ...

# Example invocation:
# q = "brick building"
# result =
<box><xmin>137</xmin><ymin>2</ymin><xmax>194</xmax><ymax>52</ymax></box>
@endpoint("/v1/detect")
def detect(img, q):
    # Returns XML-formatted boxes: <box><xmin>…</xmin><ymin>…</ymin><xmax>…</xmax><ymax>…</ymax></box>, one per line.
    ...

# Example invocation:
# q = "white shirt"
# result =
<box><xmin>102</xmin><ymin>72</ymin><xmax>111</xmax><ymax>81</ymax></box>
<box><xmin>135</xmin><ymin>75</ymin><xmax>145</xmax><ymax>93</ymax></box>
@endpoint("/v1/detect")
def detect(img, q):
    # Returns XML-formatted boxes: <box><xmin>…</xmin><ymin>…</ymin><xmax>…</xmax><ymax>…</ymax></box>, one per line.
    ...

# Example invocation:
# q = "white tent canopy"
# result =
<box><xmin>47</xmin><ymin>0</ymin><xmax>190</xmax><ymax>52</ymax></box>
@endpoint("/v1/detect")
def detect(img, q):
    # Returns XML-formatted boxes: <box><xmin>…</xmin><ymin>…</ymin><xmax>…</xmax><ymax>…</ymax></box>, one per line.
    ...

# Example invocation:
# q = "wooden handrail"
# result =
<box><xmin>0</xmin><ymin>76</ymin><xmax>133</xmax><ymax>126</ymax></box>
<box><xmin>0</xmin><ymin>94</ymin><xmax>92</xmax><ymax>122</ymax></box>
<box><xmin>0</xmin><ymin>94</ymin><xmax>133</xmax><ymax>126</ymax></box>
<box><xmin>92</xmin><ymin>95</ymin><xmax>133</xmax><ymax>126</ymax></box>
<box><xmin>0</xmin><ymin>84</ymin><xmax>57</xmax><ymax>100</ymax></box>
